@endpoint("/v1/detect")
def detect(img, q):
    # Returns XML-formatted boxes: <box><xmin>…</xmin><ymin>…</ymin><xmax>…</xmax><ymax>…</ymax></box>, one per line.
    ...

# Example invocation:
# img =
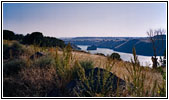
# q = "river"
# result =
<box><xmin>77</xmin><ymin>45</ymin><xmax>161</xmax><ymax>68</ymax></box>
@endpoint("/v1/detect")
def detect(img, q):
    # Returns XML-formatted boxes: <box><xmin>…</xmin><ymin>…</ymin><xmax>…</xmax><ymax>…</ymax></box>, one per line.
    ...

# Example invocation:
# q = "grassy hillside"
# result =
<box><xmin>3</xmin><ymin>40</ymin><xmax>166</xmax><ymax>97</ymax></box>
<box><xmin>64</xmin><ymin>36</ymin><xmax>166</xmax><ymax>56</ymax></box>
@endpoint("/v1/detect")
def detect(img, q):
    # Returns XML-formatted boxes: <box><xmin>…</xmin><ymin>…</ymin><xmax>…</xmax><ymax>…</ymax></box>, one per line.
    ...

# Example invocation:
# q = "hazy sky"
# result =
<box><xmin>3</xmin><ymin>3</ymin><xmax>166</xmax><ymax>37</ymax></box>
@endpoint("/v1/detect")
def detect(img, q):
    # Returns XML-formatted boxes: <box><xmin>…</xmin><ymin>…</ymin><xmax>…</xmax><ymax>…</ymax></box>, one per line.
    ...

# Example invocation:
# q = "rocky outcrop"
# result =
<box><xmin>66</xmin><ymin>68</ymin><xmax>132</xmax><ymax>97</ymax></box>
<box><xmin>30</xmin><ymin>52</ymin><xmax>44</xmax><ymax>60</ymax></box>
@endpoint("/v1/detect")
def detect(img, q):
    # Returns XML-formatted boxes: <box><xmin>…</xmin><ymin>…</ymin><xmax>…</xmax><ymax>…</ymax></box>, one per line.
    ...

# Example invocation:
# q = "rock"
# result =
<box><xmin>66</xmin><ymin>68</ymin><xmax>132</xmax><ymax>97</ymax></box>
<box><xmin>30</xmin><ymin>52</ymin><xmax>44</xmax><ymax>60</ymax></box>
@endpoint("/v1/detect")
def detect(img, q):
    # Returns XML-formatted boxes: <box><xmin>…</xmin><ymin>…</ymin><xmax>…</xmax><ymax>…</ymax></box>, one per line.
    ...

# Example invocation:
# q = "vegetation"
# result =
<box><xmin>80</xmin><ymin>60</ymin><xmax>94</xmax><ymax>71</ymax></box>
<box><xmin>3</xmin><ymin>59</ymin><xmax>27</xmax><ymax>76</ymax></box>
<box><xmin>110</xmin><ymin>53</ymin><xmax>121</xmax><ymax>61</ymax></box>
<box><xmin>147</xmin><ymin>29</ymin><xmax>166</xmax><ymax>68</ymax></box>
<box><xmin>3</xmin><ymin>39</ymin><xmax>166</xmax><ymax>97</ymax></box>
<box><xmin>95</xmin><ymin>53</ymin><xmax>105</xmax><ymax>56</ymax></box>
<box><xmin>3</xmin><ymin>30</ymin><xmax>65</xmax><ymax>48</ymax></box>
<box><xmin>3</xmin><ymin>41</ymin><xmax>26</xmax><ymax>59</ymax></box>
<box><xmin>125</xmin><ymin>47</ymin><xmax>166</xmax><ymax>97</ymax></box>
<box><xmin>125</xmin><ymin>47</ymin><xmax>147</xmax><ymax>96</ymax></box>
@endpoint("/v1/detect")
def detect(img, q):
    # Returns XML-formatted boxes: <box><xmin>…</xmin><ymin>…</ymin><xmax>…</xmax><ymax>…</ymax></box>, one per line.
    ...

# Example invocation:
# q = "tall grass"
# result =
<box><xmin>67</xmin><ymin>56</ymin><xmax>120</xmax><ymax>97</ymax></box>
<box><xmin>125</xmin><ymin>47</ymin><xmax>147</xmax><ymax>96</ymax></box>
<box><xmin>3</xmin><ymin>41</ymin><xmax>166</xmax><ymax>97</ymax></box>
<box><xmin>124</xmin><ymin>47</ymin><xmax>166</xmax><ymax>97</ymax></box>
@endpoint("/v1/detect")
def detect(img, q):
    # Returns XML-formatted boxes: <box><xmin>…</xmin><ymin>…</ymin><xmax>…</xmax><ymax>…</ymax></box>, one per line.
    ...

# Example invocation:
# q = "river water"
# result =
<box><xmin>77</xmin><ymin>45</ymin><xmax>161</xmax><ymax>68</ymax></box>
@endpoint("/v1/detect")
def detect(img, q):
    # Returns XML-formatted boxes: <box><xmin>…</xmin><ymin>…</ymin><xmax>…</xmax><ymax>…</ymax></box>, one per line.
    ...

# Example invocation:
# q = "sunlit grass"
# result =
<box><xmin>3</xmin><ymin>40</ymin><xmax>166</xmax><ymax>97</ymax></box>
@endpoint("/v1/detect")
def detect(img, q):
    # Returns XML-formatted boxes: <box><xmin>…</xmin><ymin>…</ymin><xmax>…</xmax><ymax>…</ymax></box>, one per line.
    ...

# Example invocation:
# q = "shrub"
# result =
<box><xmin>80</xmin><ymin>60</ymin><xmax>94</xmax><ymax>71</ymax></box>
<box><xmin>3</xmin><ymin>44</ymin><xmax>9</xmax><ymax>59</ymax></box>
<box><xmin>3</xmin><ymin>42</ymin><xmax>25</xmax><ymax>59</ymax></box>
<box><xmin>3</xmin><ymin>30</ymin><xmax>15</xmax><ymax>40</ymax></box>
<box><xmin>3</xmin><ymin>67</ymin><xmax>58</xmax><ymax>97</ymax></box>
<box><xmin>72</xmin><ymin>61</ymin><xmax>86</xmax><ymax>81</ymax></box>
<box><xmin>125</xmin><ymin>47</ymin><xmax>146</xmax><ymax>96</ymax></box>
<box><xmin>3</xmin><ymin>59</ymin><xmax>27</xmax><ymax>76</ymax></box>
<box><xmin>95</xmin><ymin>53</ymin><xmax>105</xmax><ymax>56</ymax></box>
<box><xmin>33</xmin><ymin>56</ymin><xmax>55</xmax><ymax>68</ymax></box>
<box><xmin>110</xmin><ymin>53</ymin><xmax>121</xmax><ymax>60</ymax></box>
<box><xmin>54</xmin><ymin>45</ymin><xmax>74</xmax><ymax>95</ymax></box>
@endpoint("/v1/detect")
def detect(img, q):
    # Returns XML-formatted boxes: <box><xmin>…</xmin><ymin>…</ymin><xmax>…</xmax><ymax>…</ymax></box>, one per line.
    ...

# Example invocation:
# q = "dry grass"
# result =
<box><xmin>39</xmin><ymin>46</ymin><xmax>164</xmax><ymax>93</ymax></box>
<box><xmin>3</xmin><ymin>67</ymin><xmax>58</xmax><ymax>97</ymax></box>
<box><xmin>3</xmin><ymin>40</ymin><xmax>165</xmax><ymax>97</ymax></box>
<box><xmin>69</xmin><ymin>51</ymin><xmax>164</xmax><ymax>94</ymax></box>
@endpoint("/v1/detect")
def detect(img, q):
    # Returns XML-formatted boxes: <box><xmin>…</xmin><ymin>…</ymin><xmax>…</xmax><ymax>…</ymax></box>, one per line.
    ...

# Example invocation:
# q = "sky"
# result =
<box><xmin>3</xmin><ymin>3</ymin><xmax>167</xmax><ymax>38</ymax></box>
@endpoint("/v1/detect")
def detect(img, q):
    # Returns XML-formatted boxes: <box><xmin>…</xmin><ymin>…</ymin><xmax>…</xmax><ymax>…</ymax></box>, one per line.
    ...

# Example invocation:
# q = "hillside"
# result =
<box><xmin>3</xmin><ymin>30</ymin><xmax>66</xmax><ymax>48</ymax></box>
<box><xmin>114</xmin><ymin>38</ymin><xmax>166</xmax><ymax>56</ymax></box>
<box><xmin>63</xmin><ymin>36</ymin><xmax>166</xmax><ymax>56</ymax></box>
<box><xmin>3</xmin><ymin>40</ymin><xmax>165</xmax><ymax>97</ymax></box>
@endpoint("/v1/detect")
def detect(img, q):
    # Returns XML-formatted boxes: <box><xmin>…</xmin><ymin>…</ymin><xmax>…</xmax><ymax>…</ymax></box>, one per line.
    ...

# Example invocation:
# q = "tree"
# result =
<box><xmin>22</xmin><ymin>32</ymin><xmax>43</xmax><ymax>45</ymax></box>
<box><xmin>3</xmin><ymin>30</ymin><xmax>15</xmax><ymax>40</ymax></box>
<box><xmin>147</xmin><ymin>29</ymin><xmax>166</xmax><ymax>68</ymax></box>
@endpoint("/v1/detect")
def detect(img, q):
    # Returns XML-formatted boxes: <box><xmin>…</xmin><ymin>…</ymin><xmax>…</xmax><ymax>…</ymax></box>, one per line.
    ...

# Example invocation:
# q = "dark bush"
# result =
<box><xmin>3</xmin><ymin>59</ymin><xmax>27</xmax><ymax>76</ymax></box>
<box><xmin>3</xmin><ymin>44</ymin><xmax>9</xmax><ymax>59</ymax></box>
<box><xmin>3</xmin><ymin>30</ymin><xmax>65</xmax><ymax>48</ymax></box>
<box><xmin>3</xmin><ymin>42</ymin><xmax>25</xmax><ymax>59</ymax></box>
<box><xmin>110</xmin><ymin>53</ymin><xmax>121</xmax><ymax>60</ymax></box>
<box><xmin>22</xmin><ymin>32</ymin><xmax>65</xmax><ymax>48</ymax></box>
<box><xmin>22</xmin><ymin>32</ymin><xmax>43</xmax><ymax>45</ymax></box>
<box><xmin>3</xmin><ymin>30</ymin><xmax>15</xmax><ymax>40</ymax></box>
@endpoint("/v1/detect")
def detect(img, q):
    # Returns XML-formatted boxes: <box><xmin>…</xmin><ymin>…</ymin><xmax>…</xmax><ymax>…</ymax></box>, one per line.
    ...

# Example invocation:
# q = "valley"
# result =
<box><xmin>62</xmin><ymin>35</ymin><xmax>166</xmax><ymax>56</ymax></box>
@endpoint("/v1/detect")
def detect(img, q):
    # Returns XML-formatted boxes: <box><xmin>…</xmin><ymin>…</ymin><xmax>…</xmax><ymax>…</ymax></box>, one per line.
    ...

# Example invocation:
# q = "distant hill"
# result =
<box><xmin>62</xmin><ymin>36</ymin><xmax>166</xmax><ymax>56</ymax></box>
<box><xmin>114</xmin><ymin>38</ymin><xmax>166</xmax><ymax>56</ymax></box>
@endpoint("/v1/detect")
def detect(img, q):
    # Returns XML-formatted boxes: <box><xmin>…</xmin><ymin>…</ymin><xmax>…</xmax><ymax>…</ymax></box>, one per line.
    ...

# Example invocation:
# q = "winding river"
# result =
<box><xmin>77</xmin><ymin>45</ymin><xmax>161</xmax><ymax>68</ymax></box>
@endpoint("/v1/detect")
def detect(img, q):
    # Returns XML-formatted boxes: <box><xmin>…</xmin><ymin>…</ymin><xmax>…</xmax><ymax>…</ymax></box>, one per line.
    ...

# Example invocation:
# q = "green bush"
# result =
<box><xmin>33</xmin><ymin>56</ymin><xmax>55</xmax><ymax>68</ymax></box>
<box><xmin>3</xmin><ymin>42</ymin><xmax>25</xmax><ymax>59</ymax></box>
<box><xmin>110</xmin><ymin>53</ymin><xmax>121</xmax><ymax>60</ymax></box>
<box><xmin>80</xmin><ymin>60</ymin><xmax>94</xmax><ymax>71</ymax></box>
<box><xmin>72</xmin><ymin>61</ymin><xmax>86</xmax><ymax>81</ymax></box>
<box><xmin>3</xmin><ymin>44</ymin><xmax>9</xmax><ymax>59</ymax></box>
<box><xmin>3</xmin><ymin>59</ymin><xmax>27</xmax><ymax>76</ymax></box>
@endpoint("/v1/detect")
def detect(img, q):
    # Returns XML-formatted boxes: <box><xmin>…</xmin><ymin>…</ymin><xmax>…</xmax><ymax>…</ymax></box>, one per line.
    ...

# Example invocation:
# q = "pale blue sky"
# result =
<box><xmin>3</xmin><ymin>3</ymin><xmax>167</xmax><ymax>37</ymax></box>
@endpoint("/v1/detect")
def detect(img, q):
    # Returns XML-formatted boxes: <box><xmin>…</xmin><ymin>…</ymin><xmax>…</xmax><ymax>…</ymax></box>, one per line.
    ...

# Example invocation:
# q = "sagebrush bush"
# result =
<box><xmin>110</xmin><ymin>53</ymin><xmax>121</xmax><ymax>61</ymax></box>
<box><xmin>3</xmin><ymin>59</ymin><xmax>27</xmax><ymax>76</ymax></box>
<box><xmin>80</xmin><ymin>60</ymin><xmax>94</xmax><ymax>71</ymax></box>
<box><xmin>33</xmin><ymin>56</ymin><xmax>55</xmax><ymax>68</ymax></box>
<box><xmin>3</xmin><ymin>67</ymin><xmax>58</xmax><ymax>97</ymax></box>
<box><xmin>3</xmin><ymin>42</ymin><xmax>26</xmax><ymax>59</ymax></box>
